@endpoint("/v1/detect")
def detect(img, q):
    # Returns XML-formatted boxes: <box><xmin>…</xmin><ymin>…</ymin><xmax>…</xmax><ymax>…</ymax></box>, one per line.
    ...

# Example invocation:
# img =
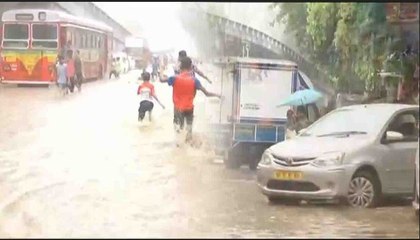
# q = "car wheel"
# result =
<box><xmin>347</xmin><ymin>170</ymin><xmax>380</xmax><ymax>208</ymax></box>
<box><xmin>267</xmin><ymin>196</ymin><xmax>300</xmax><ymax>205</ymax></box>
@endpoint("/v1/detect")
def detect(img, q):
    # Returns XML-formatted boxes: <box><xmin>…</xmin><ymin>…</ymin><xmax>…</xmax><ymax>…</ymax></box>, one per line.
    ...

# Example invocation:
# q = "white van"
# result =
<box><xmin>112</xmin><ymin>52</ymin><xmax>129</xmax><ymax>74</ymax></box>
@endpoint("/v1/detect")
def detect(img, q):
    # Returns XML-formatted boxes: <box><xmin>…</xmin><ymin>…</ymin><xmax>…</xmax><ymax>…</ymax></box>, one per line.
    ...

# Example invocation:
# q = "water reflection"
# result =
<box><xmin>0</xmin><ymin>71</ymin><xmax>418</xmax><ymax>238</ymax></box>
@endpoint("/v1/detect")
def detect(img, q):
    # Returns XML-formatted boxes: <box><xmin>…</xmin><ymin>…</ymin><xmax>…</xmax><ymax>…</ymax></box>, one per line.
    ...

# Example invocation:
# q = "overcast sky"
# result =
<box><xmin>93</xmin><ymin>2</ymin><xmax>197</xmax><ymax>55</ymax></box>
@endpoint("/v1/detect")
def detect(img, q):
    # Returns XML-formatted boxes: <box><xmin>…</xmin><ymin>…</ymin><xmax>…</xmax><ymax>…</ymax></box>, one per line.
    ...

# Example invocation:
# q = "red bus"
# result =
<box><xmin>0</xmin><ymin>9</ymin><xmax>113</xmax><ymax>84</ymax></box>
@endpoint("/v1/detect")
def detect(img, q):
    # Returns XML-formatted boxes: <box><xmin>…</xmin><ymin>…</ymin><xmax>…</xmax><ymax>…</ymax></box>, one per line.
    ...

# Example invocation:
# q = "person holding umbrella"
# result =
<box><xmin>285</xmin><ymin>109</ymin><xmax>297</xmax><ymax>139</ymax></box>
<box><xmin>278</xmin><ymin>88</ymin><xmax>323</xmax><ymax>133</ymax></box>
<box><xmin>295</xmin><ymin>106</ymin><xmax>310</xmax><ymax>132</ymax></box>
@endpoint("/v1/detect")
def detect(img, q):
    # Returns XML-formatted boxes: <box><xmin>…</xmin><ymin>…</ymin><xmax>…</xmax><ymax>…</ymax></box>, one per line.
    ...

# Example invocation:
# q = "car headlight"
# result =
<box><xmin>259</xmin><ymin>151</ymin><xmax>272</xmax><ymax>166</ymax></box>
<box><xmin>312</xmin><ymin>152</ymin><xmax>345</xmax><ymax>167</ymax></box>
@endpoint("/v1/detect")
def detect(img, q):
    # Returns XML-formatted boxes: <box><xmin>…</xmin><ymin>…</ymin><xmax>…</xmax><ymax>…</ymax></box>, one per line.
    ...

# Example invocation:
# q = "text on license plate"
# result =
<box><xmin>273</xmin><ymin>170</ymin><xmax>303</xmax><ymax>180</ymax></box>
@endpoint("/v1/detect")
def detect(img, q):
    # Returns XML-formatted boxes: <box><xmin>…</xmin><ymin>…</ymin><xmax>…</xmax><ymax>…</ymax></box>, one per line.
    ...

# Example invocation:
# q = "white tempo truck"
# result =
<box><xmin>207</xmin><ymin>57</ymin><xmax>319</xmax><ymax>170</ymax></box>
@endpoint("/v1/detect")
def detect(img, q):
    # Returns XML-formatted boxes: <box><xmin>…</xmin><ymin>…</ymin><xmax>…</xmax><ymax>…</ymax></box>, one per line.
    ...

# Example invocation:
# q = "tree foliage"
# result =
<box><xmin>271</xmin><ymin>2</ymin><xmax>417</xmax><ymax>94</ymax></box>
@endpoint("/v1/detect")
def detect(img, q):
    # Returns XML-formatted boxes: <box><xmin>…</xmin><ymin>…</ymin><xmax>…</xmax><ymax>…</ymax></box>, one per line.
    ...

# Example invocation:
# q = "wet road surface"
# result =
<box><xmin>0</xmin><ymin>71</ymin><xmax>418</xmax><ymax>238</ymax></box>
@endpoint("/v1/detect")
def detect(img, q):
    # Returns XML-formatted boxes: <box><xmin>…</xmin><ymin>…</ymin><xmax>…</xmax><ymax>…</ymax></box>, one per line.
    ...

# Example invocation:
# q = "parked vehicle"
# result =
<box><xmin>112</xmin><ymin>52</ymin><xmax>129</xmax><ymax>73</ymax></box>
<box><xmin>207</xmin><ymin>57</ymin><xmax>317</xmax><ymax>170</ymax></box>
<box><xmin>257</xmin><ymin>103</ymin><xmax>419</xmax><ymax>208</ymax></box>
<box><xmin>124</xmin><ymin>36</ymin><xmax>151</xmax><ymax>70</ymax></box>
<box><xmin>413</xmin><ymin>142</ymin><xmax>419</xmax><ymax>216</ymax></box>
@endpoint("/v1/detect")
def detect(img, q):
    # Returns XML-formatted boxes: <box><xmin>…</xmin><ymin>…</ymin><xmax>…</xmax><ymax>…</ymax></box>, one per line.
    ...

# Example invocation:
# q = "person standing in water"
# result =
<box><xmin>160</xmin><ymin>57</ymin><xmax>221</xmax><ymax>146</ymax></box>
<box><xmin>137</xmin><ymin>72</ymin><xmax>165</xmax><ymax>122</ymax></box>
<box><xmin>174</xmin><ymin>50</ymin><xmax>212</xmax><ymax>84</ymax></box>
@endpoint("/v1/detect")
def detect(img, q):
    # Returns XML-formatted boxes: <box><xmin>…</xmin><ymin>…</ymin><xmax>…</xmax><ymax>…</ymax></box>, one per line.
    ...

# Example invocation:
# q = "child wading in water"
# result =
<box><xmin>137</xmin><ymin>72</ymin><xmax>165</xmax><ymax>122</ymax></box>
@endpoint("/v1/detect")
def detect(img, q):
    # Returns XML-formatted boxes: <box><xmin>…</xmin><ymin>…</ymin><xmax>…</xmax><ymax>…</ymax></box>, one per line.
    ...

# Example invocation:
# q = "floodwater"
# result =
<box><xmin>0</xmin><ymin>69</ymin><xmax>418</xmax><ymax>238</ymax></box>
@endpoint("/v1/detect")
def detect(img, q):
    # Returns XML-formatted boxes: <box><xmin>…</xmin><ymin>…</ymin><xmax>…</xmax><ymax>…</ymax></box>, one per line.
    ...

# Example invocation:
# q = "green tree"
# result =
<box><xmin>270</xmin><ymin>3</ymin><xmax>310</xmax><ymax>53</ymax></box>
<box><xmin>271</xmin><ymin>2</ymin><xmax>412</xmax><ymax>95</ymax></box>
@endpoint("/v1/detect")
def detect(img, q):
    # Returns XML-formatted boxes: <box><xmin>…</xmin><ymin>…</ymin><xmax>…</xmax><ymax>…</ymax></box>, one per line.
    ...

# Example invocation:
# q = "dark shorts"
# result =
<box><xmin>138</xmin><ymin>100</ymin><xmax>154</xmax><ymax>120</ymax></box>
<box><xmin>173</xmin><ymin>108</ymin><xmax>194</xmax><ymax>130</ymax></box>
<box><xmin>75</xmin><ymin>72</ymin><xmax>83</xmax><ymax>83</ymax></box>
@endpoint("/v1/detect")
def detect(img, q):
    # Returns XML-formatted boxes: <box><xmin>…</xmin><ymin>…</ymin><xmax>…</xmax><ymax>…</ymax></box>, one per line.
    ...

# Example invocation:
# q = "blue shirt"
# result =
<box><xmin>56</xmin><ymin>63</ymin><xmax>67</xmax><ymax>84</ymax></box>
<box><xmin>174</xmin><ymin>62</ymin><xmax>198</xmax><ymax>77</ymax></box>
<box><xmin>167</xmin><ymin>72</ymin><xmax>202</xmax><ymax>89</ymax></box>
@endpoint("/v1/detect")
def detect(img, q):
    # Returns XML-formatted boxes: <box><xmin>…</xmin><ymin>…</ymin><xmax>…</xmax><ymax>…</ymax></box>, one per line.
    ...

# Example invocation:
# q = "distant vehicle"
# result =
<box><xmin>112</xmin><ymin>52</ymin><xmax>129</xmax><ymax>73</ymax></box>
<box><xmin>257</xmin><ymin>103</ymin><xmax>419</xmax><ymax>208</ymax></box>
<box><xmin>124</xmin><ymin>36</ymin><xmax>151</xmax><ymax>70</ymax></box>
<box><xmin>414</xmin><ymin>142</ymin><xmax>419</xmax><ymax>216</ymax></box>
<box><xmin>208</xmin><ymin>57</ymin><xmax>317</xmax><ymax>170</ymax></box>
<box><xmin>0</xmin><ymin>9</ymin><xmax>113</xmax><ymax>85</ymax></box>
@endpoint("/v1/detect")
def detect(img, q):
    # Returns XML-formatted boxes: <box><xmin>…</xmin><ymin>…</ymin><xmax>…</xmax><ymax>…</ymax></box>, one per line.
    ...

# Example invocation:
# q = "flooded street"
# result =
<box><xmin>0</xmin><ymin>72</ymin><xmax>418</xmax><ymax>238</ymax></box>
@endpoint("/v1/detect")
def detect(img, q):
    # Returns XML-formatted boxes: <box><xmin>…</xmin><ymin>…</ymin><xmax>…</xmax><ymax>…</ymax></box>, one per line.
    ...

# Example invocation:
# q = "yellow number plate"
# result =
<box><xmin>273</xmin><ymin>170</ymin><xmax>303</xmax><ymax>180</ymax></box>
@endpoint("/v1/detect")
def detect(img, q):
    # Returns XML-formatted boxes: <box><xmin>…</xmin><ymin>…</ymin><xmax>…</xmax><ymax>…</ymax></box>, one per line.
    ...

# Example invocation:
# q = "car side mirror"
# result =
<box><xmin>383</xmin><ymin>131</ymin><xmax>404</xmax><ymax>143</ymax></box>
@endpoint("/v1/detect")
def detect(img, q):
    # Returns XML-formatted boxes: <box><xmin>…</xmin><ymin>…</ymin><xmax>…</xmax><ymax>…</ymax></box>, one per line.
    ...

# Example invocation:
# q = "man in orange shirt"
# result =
<box><xmin>137</xmin><ymin>72</ymin><xmax>165</xmax><ymax>122</ymax></box>
<box><xmin>160</xmin><ymin>57</ymin><xmax>221</xmax><ymax>144</ymax></box>
<box><xmin>66</xmin><ymin>50</ymin><xmax>76</xmax><ymax>93</ymax></box>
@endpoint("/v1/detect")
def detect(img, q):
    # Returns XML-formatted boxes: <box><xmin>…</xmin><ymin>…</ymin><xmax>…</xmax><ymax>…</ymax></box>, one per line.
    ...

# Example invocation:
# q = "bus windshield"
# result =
<box><xmin>4</xmin><ymin>23</ymin><xmax>28</xmax><ymax>39</ymax></box>
<box><xmin>32</xmin><ymin>24</ymin><xmax>58</xmax><ymax>49</ymax></box>
<box><xmin>2</xmin><ymin>23</ymin><xmax>29</xmax><ymax>48</ymax></box>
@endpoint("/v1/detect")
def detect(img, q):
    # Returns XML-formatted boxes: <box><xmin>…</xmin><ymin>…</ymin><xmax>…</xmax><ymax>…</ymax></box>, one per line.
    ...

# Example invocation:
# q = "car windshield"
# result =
<box><xmin>301</xmin><ymin>108</ymin><xmax>390</xmax><ymax>137</ymax></box>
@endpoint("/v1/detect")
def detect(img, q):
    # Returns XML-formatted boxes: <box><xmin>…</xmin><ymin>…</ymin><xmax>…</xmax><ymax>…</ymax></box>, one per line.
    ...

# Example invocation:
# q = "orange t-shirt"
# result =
<box><xmin>167</xmin><ymin>71</ymin><xmax>202</xmax><ymax>111</ymax></box>
<box><xmin>66</xmin><ymin>58</ymin><xmax>75</xmax><ymax>77</ymax></box>
<box><xmin>137</xmin><ymin>81</ymin><xmax>155</xmax><ymax>102</ymax></box>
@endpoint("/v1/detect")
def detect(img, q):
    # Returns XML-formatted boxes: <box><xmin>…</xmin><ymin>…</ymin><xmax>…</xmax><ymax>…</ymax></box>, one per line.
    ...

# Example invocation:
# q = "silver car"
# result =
<box><xmin>257</xmin><ymin>104</ymin><xmax>419</xmax><ymax>208</ymax></box>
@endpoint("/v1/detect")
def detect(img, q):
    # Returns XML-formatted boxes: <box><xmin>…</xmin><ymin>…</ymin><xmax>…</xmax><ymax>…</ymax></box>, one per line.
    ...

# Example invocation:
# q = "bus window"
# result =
<box><xmin>91</xmin><ymin>34</ymin><xmax>95</xmax><ymax>48</ymax></box>
<box><xmin>86</xmin><ymin>34</ymin><xmax>91</xmax><ymax>48</ymax></box>
<box><xmin>98</xmin><ymin>35</ymin><xmax>102</xmax><ymax>49</ymax></box>
<box><xmin>92</xmin><ymin>34</ymin><xmax>96</xmax><ymax>48</ymax></box>
<box><xmin>96</xmin><ymin>36</ymin><xmax>100</xmax><ymax>49</ymax></box>
<box><xmin>74</xmin><ymin>34</ymin><xmax>78</xmax><ymax>48</ymax></box>
<box><xmin>32</xmin><ymin>24</ymin><xmax>58</xmax><ymax>49</ymax></box>
<box><xmin>82</xmin><ymin>34</ymin><xmax>86</xmax><ymax>48</ymax></box>
<box><xmin>71</xmin><ymin>32</ymin><xmax>76</xmax><ymax>49</ymax></box>
<box><xmin>2</xmin><ymin>23</ymin><xmax>29</xmax><ymax>48</ymax></box>
<box><xmin>66</xmin><ymin>31</ymin><xmax>72</xmax><ymax>45</ymax></box>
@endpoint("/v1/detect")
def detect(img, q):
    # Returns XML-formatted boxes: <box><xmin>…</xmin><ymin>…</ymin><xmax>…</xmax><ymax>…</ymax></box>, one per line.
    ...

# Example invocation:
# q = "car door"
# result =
<box><xmin>380</xmin><ymin>110</ymin><xmax>418</xmax><ymax>194</ymax></box>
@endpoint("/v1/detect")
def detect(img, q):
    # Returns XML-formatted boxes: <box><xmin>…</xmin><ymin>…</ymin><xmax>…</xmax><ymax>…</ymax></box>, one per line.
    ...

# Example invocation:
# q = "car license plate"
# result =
<box><xmin>273</xmin><ymin>170</ymin><xmax>303</xmax><ymax>180</ymax></box>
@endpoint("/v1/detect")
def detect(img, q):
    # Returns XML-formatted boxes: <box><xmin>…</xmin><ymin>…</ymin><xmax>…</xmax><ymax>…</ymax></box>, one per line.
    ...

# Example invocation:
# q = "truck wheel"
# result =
<box><xmin>248</xmin><ymin>145</ymin><xmax>267</xmax><ymax>171</ymax></box>
<box><xmin>224</xmin><ymin>150</ymin><xmax>241</xmax><ymax>169</ymax></box>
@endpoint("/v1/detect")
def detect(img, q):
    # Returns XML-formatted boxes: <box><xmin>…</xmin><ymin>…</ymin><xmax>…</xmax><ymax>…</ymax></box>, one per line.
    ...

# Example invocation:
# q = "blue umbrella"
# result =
<box><xmin>278</xmin><ymin>88</ymin><xmax>323</xmax><ymax>107</ymax></box>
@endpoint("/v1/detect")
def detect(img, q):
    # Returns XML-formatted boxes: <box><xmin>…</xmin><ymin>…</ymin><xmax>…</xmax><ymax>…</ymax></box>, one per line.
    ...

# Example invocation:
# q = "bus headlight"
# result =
<box><xmin>3</xmin><ymin>64</ymin><xmax>11</xmax><ymax>71</ymax></box>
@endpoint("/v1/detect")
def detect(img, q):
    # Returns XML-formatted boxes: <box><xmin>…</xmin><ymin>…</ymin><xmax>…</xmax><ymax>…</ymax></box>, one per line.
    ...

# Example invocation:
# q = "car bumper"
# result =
<box><xmin>257</xmin><ymin>163</ymin><xmax>352</xmax><ymax>200</ymax></box>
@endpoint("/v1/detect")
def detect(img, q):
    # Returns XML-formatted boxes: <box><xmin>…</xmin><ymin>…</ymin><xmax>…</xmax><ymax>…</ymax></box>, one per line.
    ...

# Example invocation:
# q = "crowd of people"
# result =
<box><xmin>55</xmin><ymin>50</ymin><xmax>84</xmax><ymax>96</ymax></box>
